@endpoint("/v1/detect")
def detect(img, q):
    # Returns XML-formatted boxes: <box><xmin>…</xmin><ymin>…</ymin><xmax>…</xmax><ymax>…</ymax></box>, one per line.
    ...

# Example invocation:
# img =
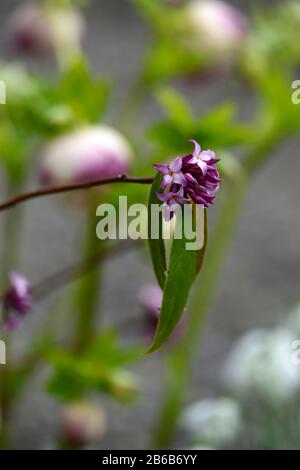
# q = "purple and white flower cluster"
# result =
<box><xmin>154</xmin><ymin>140</ymin><xmax>220</xmax><ymax>220</ymax></box>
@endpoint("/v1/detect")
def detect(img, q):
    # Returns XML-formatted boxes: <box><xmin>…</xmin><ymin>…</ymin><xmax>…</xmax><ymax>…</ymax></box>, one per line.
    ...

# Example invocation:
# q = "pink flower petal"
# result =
<box><xmin>161</xmin><ymin>174</ymin><xmax>173</xmax><ymax>189</ymax></box>
<box><xmin>153</xmin><ymin>163</ymin><xmax>169</xmax><ymax>175</ymax></box>
<box><xmin>173</xmin><ymin>172</ymin><xmax>187</xmax><ymax>186</ymax></box>
<box><xmin>169</xmin><ymin>157</ymin><xmax>182</xmax><ymax>173</ymax></box>
<box><xmin>190</xmin><ymin>139</ymin><xmax>201</xmax><ymax>158</ymax></box>
<box><xmin>156</xmin><ymin>191</ymin><xmax>172</xmax><ymax>202</ymax></box>
<box><xmin>197</xmin><ymin>159</ymin><xmax>208</xmax><ymax>175</ymax></box>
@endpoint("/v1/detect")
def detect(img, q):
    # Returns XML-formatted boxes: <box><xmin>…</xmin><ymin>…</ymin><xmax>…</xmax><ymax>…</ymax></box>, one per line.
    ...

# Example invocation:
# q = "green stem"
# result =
<box><xmin>0</xmin><ymin>332</ymin><xmax>11</xmax><ymax>450</ymax></box>
<box><xmin>152</xmin><ymin>179</ymin><xmax>247</xmax><ymax>448</ymax></box>
<box><xmin>116</xmin><ymin>77</ymin><xmax>150</xmax><ymax>136</ymax></box>
<box><xmin>73</xmin><ymin>196</ymin><xmax>104</xmax><ymax>352</ymax></box>
<box><xmin>152</xmin><ymin>125</ymin><xmax>281</xmax><ymax>449</ymax></box>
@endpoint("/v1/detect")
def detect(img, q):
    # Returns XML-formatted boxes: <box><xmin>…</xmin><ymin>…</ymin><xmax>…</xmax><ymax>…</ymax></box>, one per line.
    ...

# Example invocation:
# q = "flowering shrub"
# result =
<box><xmin>154</xmin><ymin>140</ymin><xmax>220</xmax><ymax>215</ymax></box>
<box><xmin>0</xmin><ymin>0</ymin><xmax>299</xmax><ymax>450</ymax></box>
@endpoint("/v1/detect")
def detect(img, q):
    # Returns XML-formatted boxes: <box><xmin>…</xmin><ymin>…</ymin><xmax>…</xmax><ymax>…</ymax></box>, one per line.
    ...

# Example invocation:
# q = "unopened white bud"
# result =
<box><xmin>39</xmin><ymin>125</ymin><xmax>134</xmax><ymax>185</ymax></box>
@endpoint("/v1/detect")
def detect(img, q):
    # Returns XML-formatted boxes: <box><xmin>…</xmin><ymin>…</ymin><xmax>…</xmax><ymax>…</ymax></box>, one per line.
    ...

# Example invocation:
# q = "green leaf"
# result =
<box><xmin>46</xmin><ymin>330</ymin><xmax>141</xmax><ymax>402</ymax></box>
<box><xmin>156</xmin><ymin>87</ymin><xmax>194</xmax><ymax>129</ymax></box>
<box><xmin>144</xmin><ymin>39</ymin><xmax>202</xmax><ymax>85</ymax></box>
<box><xmin>148</xmin><ymin>122</ymin><xmax>188</xmax><ymax>153</ymax></box>
<box><xmin>147</xmin><ymin>206</ymin><xmax>207</xmax><ymax>353</ymax></box>
<box><xmin>148</xmin><ymin>99</ymin><xmax>251</xmax><ymax>157</ymax></box>
<box><xmin>242</xmin><ymin>3</ymin><xmax>300</xmax><ymax>81</ymax></box>
<box><xmin>257</xmin><ymin>72</ymin><xmax>300</xmax><ymax>134</ymax></box>
<box><xmin>132</xmin><ymin>0</ymin><xmax>168</xmax><ymax>30</ymax></box>
<box><xmin>147</xmin><ymin>173</ymin><xmax>167</xmax><ymax>289</ymax></box>
<box><xmin>56</xmin><ymin>58</ymin><xmax>110</xmax><ymax>123</ymax></box>
<box><xmin>87</xmin><ymin>330</ymin><xmax>142</xmax><ymax>366</ymax></box>
<box><xmin>47</xmin><ymin>371</ymin><xmax>85</xmax><ymax>401</ymax></box>
<box><xmin>0</xmin><ymin>58</ymin><xmax>111</xmax><ymax>139</ymax></box>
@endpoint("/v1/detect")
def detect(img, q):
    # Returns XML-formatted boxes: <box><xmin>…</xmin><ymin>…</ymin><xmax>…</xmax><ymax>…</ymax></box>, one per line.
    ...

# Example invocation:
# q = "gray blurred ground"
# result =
<box><xmin>0</xmin><ymin>0</ymin><xmax>300</xmax><ymax>449</ymax></box>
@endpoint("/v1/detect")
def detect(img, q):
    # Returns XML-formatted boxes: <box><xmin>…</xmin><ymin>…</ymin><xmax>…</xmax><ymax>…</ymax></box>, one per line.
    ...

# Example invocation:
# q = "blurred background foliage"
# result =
<box><xmin>0</xmin><ymin>0</ymin><xmax>299</xmax><ymax>450</ymax></box>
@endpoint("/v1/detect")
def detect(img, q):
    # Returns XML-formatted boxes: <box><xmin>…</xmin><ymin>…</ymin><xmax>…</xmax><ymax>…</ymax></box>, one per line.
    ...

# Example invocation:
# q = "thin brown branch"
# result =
<box><xmin>0</xmin><ymin>175</ymin><xmax>154</xmax><ymax>212</ymax></box>
<box><xmin>31</xmin><ymin>239</ymin><xmax>140</xmax><ymax>301</ymax></box>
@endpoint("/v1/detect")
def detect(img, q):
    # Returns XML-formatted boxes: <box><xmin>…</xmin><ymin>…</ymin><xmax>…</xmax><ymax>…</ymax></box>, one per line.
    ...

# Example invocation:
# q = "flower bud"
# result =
<box><xmin>154</xmin><ymin>140</ymin><xmax>220</xmax><ymax>220</ymax></box>
<box><xmin>223</xmin><ymin>328</ymin><xmax>300</xmax><ymax>404</ymax></box>
<box><xmin>138</xmin><ymin>284</ymin><xmax>164</xmax><ymax>340</ymax></box>
<box><xmin>138</xmin><ymin>284</ymin><xmax>163</xmax><ymax>319</ymax></box>
<box><xmin>217</xmin><ymin>152</ymin><xmax>245</xmax><ymax>183</ymax></box>
<box><xmin>62</xmin><ymin>402</ymin><xmax>107</xmax><ymax>448</ymax></box>
<box><xmin>181</xmin><ymin>398</ymin><xmax>241</xmax><ymax>447</ymax></box>
<box><xmin>3</xmin><ymin>272</ymin><xmax>32</xmax><ymax>330</ymax></box>
<box><xmin>138</xmin><ymin>283</ymin><xmax>185</xmax><ymax>343</ymax></box>
<box><xmin>7</xmin><ymin>4</ymin><xmax>51</xmax><ymax>55</ymax></box>
<box><xmin>39</xmin><ymin>125</ymin><xmax>134</xmax><ymax>185</ymax></box>
<box><xmin>185</xmin><ymin>1</ymin><xmax>248</xmax><ymax>58</ymax></box>
<box><xmin>109</xmin><ymin>370</ymin><xmax>139</xmax><ymax>402</ymax></box>
<box><xmin>6</xmin><ymin>3</ymin><xmax>85</xmax><ymax>57</ymax></box>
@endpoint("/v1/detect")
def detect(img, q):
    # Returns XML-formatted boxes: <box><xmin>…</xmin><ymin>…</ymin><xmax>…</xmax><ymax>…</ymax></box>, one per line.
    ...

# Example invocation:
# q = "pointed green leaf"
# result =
<box><xmin>147</xmin><ymin>206</ymin><xmax>207</xmax><ymax>353</ymax></box>
<box><xmin>156</xmin><ymin>87</ymin><xmax>194</xmax><ymax>128</ymax></box>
